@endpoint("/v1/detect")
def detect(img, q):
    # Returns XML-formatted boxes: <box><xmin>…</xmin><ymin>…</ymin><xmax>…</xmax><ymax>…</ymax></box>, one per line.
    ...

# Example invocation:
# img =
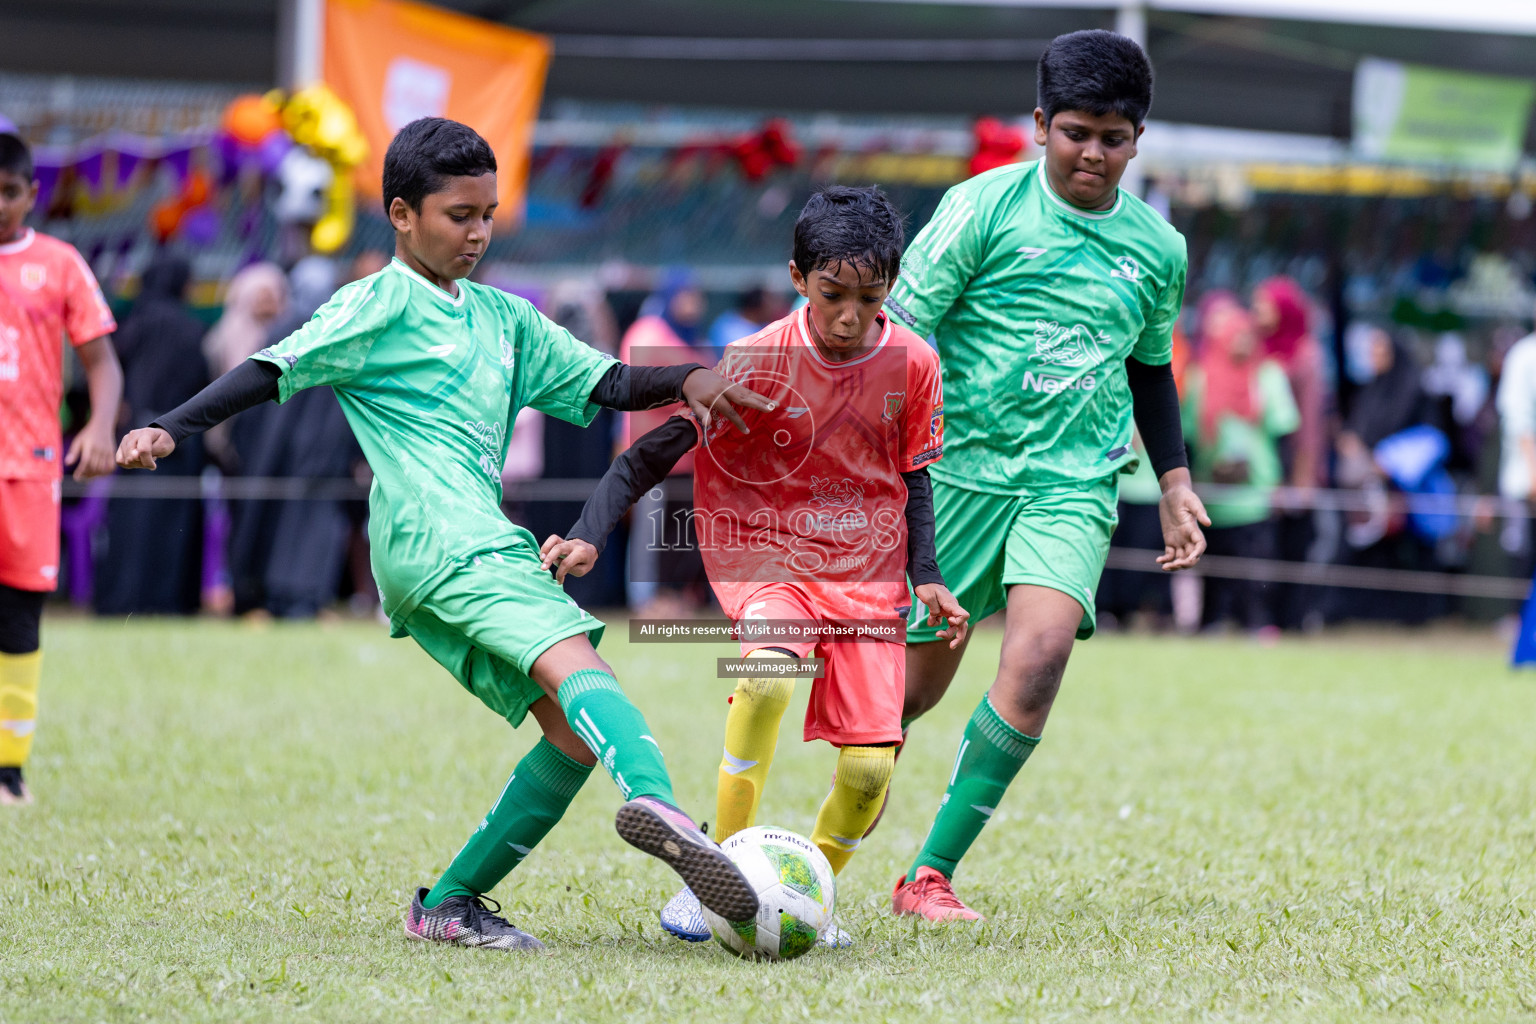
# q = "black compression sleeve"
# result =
<box><xmin>567</xmin><ymin>416</ymin><xmax>697</xmax><ymax>557</ymax></box>
<box><xmin>902</xmin><ymin>467</ymin><xmax>945</xmax><ymax>588</ymax></box>
<box><xmin>588</xmin><ymin>362</ymin><xmax>706</xmax><ymax>411</ymax></box>
<box><xmin>1125</xmin><ymin>357</ymin><xmax>1188</xmax><ymax>480</ymax></box>
<box><xmin>149</xmin><ymin>359</ymin><xmax>281</xmax><ymax>444</ymax></box>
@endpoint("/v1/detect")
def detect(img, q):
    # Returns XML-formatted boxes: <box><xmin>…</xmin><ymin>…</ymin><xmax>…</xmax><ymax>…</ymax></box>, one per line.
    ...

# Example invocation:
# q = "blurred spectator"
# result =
<box><xmin>266</xmin><ymin>255</ymin><xmax>337</xmax><ymax>341</ymax></box>
<box><xmin>1423</xmin><ymin>332</ymin><xmax>1489</xmax><ymax>470</ymax></box>
<box><xmin>1496</xmin><ymin>318</ymin><xmax>1536</xmax><ymax>505</ymax></box>
<box><xmin>229</xmin><ymin>256</ymin><xmax>370</xmax><ymax>619</ymax></box>
<box><xmin>1498</xmin><ymin>310</ymin><xmax>1536</xmax><ymax>664</ymax></box>
<box><xmin>524</xmin><ymin>279</ymin><xmax>627</xmax><ymax>608</ymax></box>
<box><xmin>95</xmin><ymin>254</ymin><xmax>210</xmax><ymax>615</ymax></box>
<box><xmin>1252</xmin><ymin>277</ymin><xmax>1327</xmax><ymax>490</ymax></box>
<box><xmin>1182</xmin><ymin>294</ymin><xmax>1299</xmax><ymax>632</ymax></box>
<box><xmin>619</xmin><ymin>269</ymin><xmax>710</xmax><ymax>614</ymax></box>
<box><xmin>1338</xmin><ymin>325</ymin><xmax>1428</xmax><ymax>480</ymax></box>
<box><xmin>1334</xmin><ymin>324</ymin><xmax>1441</xmax><ymax>623</ymax></box>
<box><xmin>1096</xmin><ymin>434</ymin><xmax>1171</xmax><ymax>630</ymax></box>
<box><xmin>203</xmin><ymin>262</ymin><xmax>288</xmax><ymax>376</ymax></box>
<box><xmin>1252</xmin><ymin>276</ymin><xmax>1330</xmax><ymax>629</ymax></box>
<box><xmin>706</xmin><ymin>286</ymin><xmax>786</xmax><ymax>361</ymax></box>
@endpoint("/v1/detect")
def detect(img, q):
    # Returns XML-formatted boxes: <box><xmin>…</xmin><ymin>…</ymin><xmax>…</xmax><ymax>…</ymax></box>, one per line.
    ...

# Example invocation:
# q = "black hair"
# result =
<box><xmin>792</xmin><ymin>185</ymin><xmax>904</xmax><ymax>286</ymax></box>
<box><xmin>381</xmin><ymin>117</ymin><xmax>496</xmax><ymax>216</ymax></box>
<box><xmin>0</xmin><ymin>132</ymin><xmax>34</xmax><ymax>182</ymax></box>
<box><xmin>1036</xmin><ymin>30</ymin><xmax>1153</xmax><ymax>127</ymax></box>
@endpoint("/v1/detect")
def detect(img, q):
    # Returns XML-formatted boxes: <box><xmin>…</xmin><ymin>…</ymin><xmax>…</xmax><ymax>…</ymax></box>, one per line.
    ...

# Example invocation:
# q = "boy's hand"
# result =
<box><xmin>915</xmin><ymin>582</ymin><xmax>970</xmax><ymax>648</ymax></box>
<box><xmin>1156</xmin><ymin>471</ymin><xmax>1210</xmax><ymax>571</ymax></box>
<box><xmin>681</xmin><ymin>368</ymin><xmax>776</xmax><ymax>440</ymax></box>
<box><xmin>540</xmin><ymin>535</ymin><xmax>598</xmax><ymax>584</ymax></box>
<box><xmin>66</xmin><ymin>419</ymin><xmax>118</xmax><ymax>480</ymax></box>
<box><xmin>116</xmin><ymin>427</ymin><xmax>176</xmax><ymax>471</ymax></box>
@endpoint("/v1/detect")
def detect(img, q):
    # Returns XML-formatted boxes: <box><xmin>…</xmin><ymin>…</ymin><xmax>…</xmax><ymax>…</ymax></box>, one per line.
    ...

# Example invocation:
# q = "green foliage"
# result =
<box><xmin>1</xmin><ymin>620</ymin><xmax>1532</xmax><ymax>1022</ymax></box>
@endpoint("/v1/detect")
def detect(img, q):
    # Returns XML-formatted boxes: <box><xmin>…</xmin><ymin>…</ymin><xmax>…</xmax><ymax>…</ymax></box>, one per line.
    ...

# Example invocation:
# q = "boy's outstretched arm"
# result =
<box><xmin>117</xmin><ymin>360</ymin><xmax>281</xmax><ymax>470</ymax></box>
<box><xmin>587</xmin><ymin>362</ymin><xmax>773</xmax><ymax>437</ymax></box>
<box><xmin>539</xmin><ymin>417</ymin><xmax>697</xmax><ymax>583</ymax></box>
<box><xmin>1125</xmin><ymin>356</ymin><xmax>1209</xmax><ymax>570</ymax></box>
<box><xmin>67</xmin><ymin>336</ymin><xmax>124</xmax><ymax>480</ymax></box>
<box><xmin>903</xmin><ymin>467</ymin><xmax>969</xmax><ymax>647</ymax></box>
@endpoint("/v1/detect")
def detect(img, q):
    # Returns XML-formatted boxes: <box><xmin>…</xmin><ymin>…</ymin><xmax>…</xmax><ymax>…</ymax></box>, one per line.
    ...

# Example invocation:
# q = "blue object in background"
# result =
<box><xmin>1373</xmin><ymin>425</ymin><xmax>1459</xmax><ymax>542</ymax></box>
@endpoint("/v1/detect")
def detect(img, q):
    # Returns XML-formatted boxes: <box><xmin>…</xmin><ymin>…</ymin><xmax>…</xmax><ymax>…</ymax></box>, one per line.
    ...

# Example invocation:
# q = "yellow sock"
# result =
<box><xmin>812</xmin><ymin>745</ymin><xmax>895</xmax><ymax>874</ymax></box>
<box><xmin>715</xmin><ymin>650</ymin><xmax>795</xmax><ymax>841</ymax></box>
<box><xmin>0</xmin><ymin>650</ymin><xmax>42</xmax><ymax>767</ymax></box>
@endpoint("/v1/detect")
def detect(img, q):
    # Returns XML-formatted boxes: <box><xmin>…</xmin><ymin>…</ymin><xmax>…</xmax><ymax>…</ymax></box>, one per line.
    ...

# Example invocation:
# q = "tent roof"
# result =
<box><xmin>1</xmin><ymin>0</ymin><xmax>1533</xmax><ymax>142</ymax></box>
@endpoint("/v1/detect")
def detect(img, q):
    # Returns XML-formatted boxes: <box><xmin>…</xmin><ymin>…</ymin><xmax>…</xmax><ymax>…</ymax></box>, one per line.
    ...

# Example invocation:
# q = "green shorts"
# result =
<box><xmin>907</xmin><ymin>477</ymin><xmax>1119</xmax><ymax>643</ymax></box>
<box><xmin>400</xmin><ymin>547</ymin><xmax>606</xmax><ymax>728</ymax></box>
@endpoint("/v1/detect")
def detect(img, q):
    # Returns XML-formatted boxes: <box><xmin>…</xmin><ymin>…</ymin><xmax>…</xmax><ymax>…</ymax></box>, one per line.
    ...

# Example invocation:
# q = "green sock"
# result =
<box><xmin>423</xmin><ymin>738</ymin><xmax>592</xmax><ymax>908</ymax></box>
<box><xmin>557</xmin><ymin>669</ymin><xmax>675</xmax><ymax>805</ymax></box>
<box><xmin>910</xmin><ymin>695</ymin><xmax>1039</xmax><ymax>880</ymax></box>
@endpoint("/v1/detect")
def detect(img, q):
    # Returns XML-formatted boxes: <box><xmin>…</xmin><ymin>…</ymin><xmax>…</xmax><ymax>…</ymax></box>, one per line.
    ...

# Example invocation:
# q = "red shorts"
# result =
<box><xmin>736</xmin><ymin>582</ymin><xmax>905</xmax><ymax>747</ymax></box>
<box><xmin>0</xmin><ymin>478</ymin><xmax>62</xmax><ymax>592</ymax></box>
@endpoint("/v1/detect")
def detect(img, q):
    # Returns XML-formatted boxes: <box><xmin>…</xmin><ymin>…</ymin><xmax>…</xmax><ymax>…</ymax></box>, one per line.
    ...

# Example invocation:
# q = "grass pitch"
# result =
<box><xmin>2</xmin><ymin>617</ymin><xmax>1533</xmax><ymax>1023</ymax></box>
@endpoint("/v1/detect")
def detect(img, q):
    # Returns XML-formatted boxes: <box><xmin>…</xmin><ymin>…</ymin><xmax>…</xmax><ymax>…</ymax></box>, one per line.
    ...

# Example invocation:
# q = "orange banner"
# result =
<box><xmin>323</xmin><ymin>0</ymin><xmax>550</xmax><ymax>230</ymax></box>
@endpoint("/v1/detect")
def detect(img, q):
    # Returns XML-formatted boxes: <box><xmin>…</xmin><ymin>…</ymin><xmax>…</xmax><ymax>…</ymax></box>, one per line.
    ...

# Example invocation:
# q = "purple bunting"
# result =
<box><xmin>115</xmin><ymin>150</ymin><xmax>143</xmax><ymax>189</ymax></box>
<box><xmin>74</xmin><ymin>149</ymin><xmax>105</xmax><ymax>191</ymax></box>
<box><xmin>33</xmin><ymin>163</ymin><xmax>61</xmax><ymax>210</ymax></box>
<box><xmin>215</xmin><ymin>132</ymin><xmax>244</xmax><ymax>185</ymax></box>
<box><xmin>163</xmin><ymin>145</ymin><xmax>195</xmax><ymax>185</ymax></box>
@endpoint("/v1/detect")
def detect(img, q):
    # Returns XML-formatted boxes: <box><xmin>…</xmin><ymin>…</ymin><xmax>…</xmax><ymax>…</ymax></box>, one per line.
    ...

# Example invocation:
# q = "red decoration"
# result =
<box><xmin>732</xmin><ymin>119</ymin><xmax>800</xmax><ymax>182</ymax></box>
<box><xmin>580</xmin><ymin>145</ymin><xmax>625</xmax><ymax>209</ymax></box>
<box><xmin>969</xmin><ymin>117</ymin><xmax>1027</xmax><ymax>178</ymax></box>
<box><xmin>148</xmin><ymin>169</ymin><xmax>214</xmax><ymax>243</ymax></box>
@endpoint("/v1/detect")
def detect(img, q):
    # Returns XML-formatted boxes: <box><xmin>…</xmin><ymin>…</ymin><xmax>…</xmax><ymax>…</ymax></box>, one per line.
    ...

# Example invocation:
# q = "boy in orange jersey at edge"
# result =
<box><xmin>0</xmin><ymin>123</ymin><xmax>123</xmax><ymax>804</ymax></box>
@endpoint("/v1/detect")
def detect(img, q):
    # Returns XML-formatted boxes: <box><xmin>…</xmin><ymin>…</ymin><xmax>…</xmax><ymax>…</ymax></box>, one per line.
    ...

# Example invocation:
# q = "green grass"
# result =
<box><xmin>2</xmin><ymin>618</ymin><xmax>1533</xmax><ymax>1023</ymax></box>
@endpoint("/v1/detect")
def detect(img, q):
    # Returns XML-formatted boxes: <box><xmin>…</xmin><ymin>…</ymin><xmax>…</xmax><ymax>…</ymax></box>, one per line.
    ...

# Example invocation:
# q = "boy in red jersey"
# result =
<box><xmin>0</xmin><ymin>127</ymin><xmax>123</xmax><ymax>804</ymax></box>
<box><xmin>542</xmin><ymin>186</ymin><xmax>968</xmax><ymax>946</ymax></box>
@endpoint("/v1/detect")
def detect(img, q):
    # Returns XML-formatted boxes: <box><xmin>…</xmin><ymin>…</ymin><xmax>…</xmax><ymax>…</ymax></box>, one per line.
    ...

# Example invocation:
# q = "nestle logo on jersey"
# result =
<box><xmin>1021</xmin><ymin>370</ymin><xmax>1096</xmax><ymax>394</ymax></box>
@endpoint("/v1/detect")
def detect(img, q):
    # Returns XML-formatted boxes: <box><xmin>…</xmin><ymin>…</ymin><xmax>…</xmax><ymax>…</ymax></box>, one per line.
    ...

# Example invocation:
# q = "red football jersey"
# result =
<box><xmin>689</xmin><ymin>306</ymin><xmax>944</xmax><ymax>622</ymax></box>
<box><xmin>0</xmin><ymin>229</ymin><xmax>117</xmax><ymax>480</ymax></box>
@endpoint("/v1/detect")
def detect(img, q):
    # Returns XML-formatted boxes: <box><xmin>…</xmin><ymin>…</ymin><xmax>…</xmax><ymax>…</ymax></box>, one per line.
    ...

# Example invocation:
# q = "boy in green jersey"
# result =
<box><xmin>884</xmin><ymin>31</ymin><xmax>1211</xmax><ymax>920</ymax></box>
<box><xmin>117</xmin><ymin>118</ymin><xmax>769</xmax><ymax>950</ymax></box>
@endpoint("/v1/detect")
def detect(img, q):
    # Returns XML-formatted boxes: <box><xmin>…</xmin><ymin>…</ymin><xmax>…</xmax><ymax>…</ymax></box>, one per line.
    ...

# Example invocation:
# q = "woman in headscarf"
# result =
<box><xmin>1182</xmin><ymin>293</ymin><xmax>1300</xmax><ymax>633</ymax></box>
<box><xmin>1339</xmin><ymin>326</ymin><xmax>1427</xmax><ymax>457</ymax></box>
<box><xmin>1333</xmin><ymin>324</ymin><xmax>1441</xmax><ymax>623</ymax></box>
<box><xmin>616</xmin><ymin>268</ymin><xmax>710</xmax><ymax>614</ymax></box>
<box><xmin>202</xmin><ymin>262</ymin><xmax>287</xmax><ymax>376</ymax></box>
<box><xmin>95</xmin><ymin>253</ymin><xmax>210</xmax><ymax>615</ymax></box>
<box><xmin>1252</xmin><ymin>277</ymin><xmax>1327</xmax><ymax>491</ymax></box>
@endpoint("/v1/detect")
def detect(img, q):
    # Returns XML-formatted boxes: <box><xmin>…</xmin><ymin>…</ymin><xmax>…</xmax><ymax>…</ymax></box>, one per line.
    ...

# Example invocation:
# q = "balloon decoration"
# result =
<box><xmin>208</xmin><ymin>86</ymin><xmax>368</xmax><ymax>254</ymax></box>
<box><xmin>969</xmin><ymin>117</ymin><xmax>1028</xmax><ymax>178</ymax></box>
<box><xmin>149</xmin><ymin>168</ymin><xmax>212</xmax><ymax>244</ymax></box>
<box><xmin>276</xmin><ymin>84</ymin><xmax>368</xmax><ymax>254</ymax></box>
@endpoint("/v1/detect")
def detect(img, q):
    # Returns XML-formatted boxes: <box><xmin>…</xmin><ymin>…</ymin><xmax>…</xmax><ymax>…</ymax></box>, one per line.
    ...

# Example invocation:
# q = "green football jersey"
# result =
<box><xmin>886</xmin><ymin>160</ymin><xmax>1188</xmax><ymax>495</ymax></box>
<box><xmin>251</xmin><ymin>258</ymin><xmax>614</xmax><ymax>626</ymax></box>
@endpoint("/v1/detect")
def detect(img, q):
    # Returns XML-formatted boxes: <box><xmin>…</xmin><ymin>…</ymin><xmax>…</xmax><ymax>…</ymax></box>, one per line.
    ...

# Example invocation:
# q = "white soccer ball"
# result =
<box><xmin>701</xmin><ymin>825</ymin><xmax>836</xmax><ymax>961</ymax></box>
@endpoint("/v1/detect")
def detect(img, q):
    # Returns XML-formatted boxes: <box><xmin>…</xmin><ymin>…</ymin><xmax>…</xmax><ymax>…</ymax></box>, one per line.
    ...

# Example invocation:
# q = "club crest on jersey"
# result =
<box><xmin>1034</xmin><ymin>320</ymin><xmax>1108</xmax><ymax>368</ymax></box>
<box><xmin>1110</xmin><ymin>256</ymin><xmax>1141</xmax><ymax>282</ymax></box>
<box><xmin>499</xmin><ymin>336</ymin><xmax>516</xmax><ymax>370</ymax></box>
<box><xmin>19</xmin><ymin>264</ymin><xmax>46</xmax><ymax>291</ymax></box>
<box><xmin>881</xmin><ymin>391</ymin><xmax>905</xmax><ymax>422</ymax></box>
<box><xmin>930</xmin><ymin>409</ymin><xmax>944</xmax><ymax>440</ymax></box>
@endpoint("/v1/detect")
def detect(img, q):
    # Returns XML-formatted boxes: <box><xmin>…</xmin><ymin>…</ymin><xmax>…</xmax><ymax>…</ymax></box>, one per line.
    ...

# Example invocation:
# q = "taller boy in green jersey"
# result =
<box><xmin>886</xmin><ymin>31</ymin><xmax>1211</xmax><ymax>921</ymax></box>
<box><xmin>117</xmin><ymin>118</ymin><xmax>771</xmax><ymax>951</ymax></box>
